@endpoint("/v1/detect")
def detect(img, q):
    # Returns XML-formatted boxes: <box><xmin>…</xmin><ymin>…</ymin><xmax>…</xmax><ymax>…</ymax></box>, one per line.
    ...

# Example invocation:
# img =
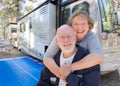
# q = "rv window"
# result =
<box><xmin>72</xmin><ymin>1</ymin><xmax>90</xmax><ymax>15</ymax></box>
<box><xmin>113</xmin><ymin>11</ymin><xmax>120</xmax><ymax>25</ymax></box>
<box><xmin>29</xmin><ymin>21</ymin><xmax>32</xmax><ymax>29</ymax></box>
<box><xmin>62</xmin><ymin>8</ymin><xmax>70</xmax><ymax>24</ymax></box>
<box><xmin>98</xmin><ymin>0</ymin><xmax>114</xmax><ymax>32</ymax></box>
<box><xmin>11</xmin><ymin>28</ymin><xmax>17</xmax><ymax>33</ymax></box>
<box><xmin>20</xmin><ymin>23</ymin><xmax>26</xmax><ymax>32</ymax></box>
<box><xmin>61</xmin><ymin>0</ymin><xmax>68</xmax><ymax>3</ymax></box>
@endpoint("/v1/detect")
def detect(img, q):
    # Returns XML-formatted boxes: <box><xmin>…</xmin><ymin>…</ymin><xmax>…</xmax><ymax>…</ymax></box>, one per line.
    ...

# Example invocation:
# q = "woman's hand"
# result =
<box><xmin>60</xmin><ymin>62</ymin><xmax>72</xmax><ymax>81</ymax></box>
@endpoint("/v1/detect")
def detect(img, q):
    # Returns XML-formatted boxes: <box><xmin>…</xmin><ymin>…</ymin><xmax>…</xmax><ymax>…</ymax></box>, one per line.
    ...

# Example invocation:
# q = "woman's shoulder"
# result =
<box><xmin>87</xmin><ymin>31</ymin><xmax>96</xmax><ymax>37</ymax></box>
<box><xmin>85</xmin><ymin>31</ymin><xmax>98</xmax><ymax>40</ymax></box>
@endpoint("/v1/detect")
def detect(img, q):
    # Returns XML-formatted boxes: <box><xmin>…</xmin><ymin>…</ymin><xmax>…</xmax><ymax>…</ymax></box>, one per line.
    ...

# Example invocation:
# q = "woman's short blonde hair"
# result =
<box><xmin>67</xmin><ymin>10</ymin><xmax>94</xmax><ymax>30</ymax></box>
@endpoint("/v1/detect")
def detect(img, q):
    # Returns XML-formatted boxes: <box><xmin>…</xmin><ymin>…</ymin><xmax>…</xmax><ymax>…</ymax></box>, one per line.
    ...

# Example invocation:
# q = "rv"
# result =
<box><xmin>16</xmin><ymin>0</ymin><xmax>120</xmax><ymax>73</ymax></box>
<box><xmin>7</xmin><ymin>23</ymin><xmax>18</xmax><ymax>48</ymax></box>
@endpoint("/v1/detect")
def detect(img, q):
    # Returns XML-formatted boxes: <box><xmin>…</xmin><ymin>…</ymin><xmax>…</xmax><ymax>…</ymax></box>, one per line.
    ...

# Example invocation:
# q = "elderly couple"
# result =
<box><xmin>37</xmin><ymin>11</ymin><xmax>104</xmax><ymax>86</ymax></box>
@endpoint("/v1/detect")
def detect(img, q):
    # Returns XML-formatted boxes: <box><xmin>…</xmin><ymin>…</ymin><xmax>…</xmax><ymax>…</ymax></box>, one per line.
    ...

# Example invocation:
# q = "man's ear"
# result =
<box><xmin>55</xmin><ymin>38</ymin><xmax>58</xmax><ymax>44</ymax></box>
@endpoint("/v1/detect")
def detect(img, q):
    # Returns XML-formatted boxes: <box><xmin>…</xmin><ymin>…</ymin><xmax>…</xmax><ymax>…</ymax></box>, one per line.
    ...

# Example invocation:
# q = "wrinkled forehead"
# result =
<box><xmin>74</xmin><ymin>14</ymin><xmax>88</xmax><ymax>21</ymax></box>
<box><xmin>56</xmin><ymin>25</ymin><xmax>75</xmax><ymax>36</ymax></box>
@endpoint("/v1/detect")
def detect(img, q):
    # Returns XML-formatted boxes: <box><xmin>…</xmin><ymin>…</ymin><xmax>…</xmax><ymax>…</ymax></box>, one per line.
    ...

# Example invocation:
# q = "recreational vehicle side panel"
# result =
<box><xmin>18</xmin><ymin>2</ymin><xmax>56</xmax><ymax>60</ymax></box>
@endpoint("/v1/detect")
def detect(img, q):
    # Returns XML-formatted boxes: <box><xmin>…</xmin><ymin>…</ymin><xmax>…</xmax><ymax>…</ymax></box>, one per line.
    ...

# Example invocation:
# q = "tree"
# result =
<box><xmin>0</xmin><ymin>0</ymin><xmax>20</xmax><ymax>39</ymax></box>
<box><xmin>0</xmin><ymin>0</ymin><xmax>20</xmax><ymax>23</ymax></box>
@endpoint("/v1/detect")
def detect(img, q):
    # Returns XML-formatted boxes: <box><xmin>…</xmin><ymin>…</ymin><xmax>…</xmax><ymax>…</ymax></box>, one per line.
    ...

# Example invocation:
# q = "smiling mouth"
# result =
<box><xmin>64</xmin><ymin>44</ymin><xmax>71</xmax><ymax>46</ymax></box>
<box><xmin>77</xmin><ymin>31</ymin><xmax>84</xmax><ymax>34</ymax></box>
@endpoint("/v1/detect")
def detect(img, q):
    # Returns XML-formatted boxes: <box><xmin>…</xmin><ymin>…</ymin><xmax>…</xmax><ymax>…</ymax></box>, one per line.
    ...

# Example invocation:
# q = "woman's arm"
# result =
<box><xmin>72</xmin><ymin>32</ymin><xmax>104</xmax><ymax>71</ymax></box>
<box><xmin>71</xmin><ymin>53</ymin><xmax>103</xmax><ymax>71</ymax></box>
<box><xmin>43</xmin><ymin>58</ymin><xmax>61</xmax><ymax>78</ymax></box>
<box><xmin>43</xmin><ymin>37</ymin><xmax>60</xmax><ymax>78</ymax></box>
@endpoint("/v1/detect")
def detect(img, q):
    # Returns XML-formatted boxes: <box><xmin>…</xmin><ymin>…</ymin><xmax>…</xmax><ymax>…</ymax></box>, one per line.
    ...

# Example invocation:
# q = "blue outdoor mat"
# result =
<box><xmin>0</xmin><ymin>56</ymin><xmax>44</xmax><ymax>86</ymax></box>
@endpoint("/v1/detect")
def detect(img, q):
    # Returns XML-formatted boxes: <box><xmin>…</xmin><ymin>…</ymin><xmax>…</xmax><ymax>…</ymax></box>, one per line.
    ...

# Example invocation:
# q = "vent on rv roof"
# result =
<box><xmin>40</xmin><ymin>5</ymin><xmax>47</xmax><ymax>14</ymax></box>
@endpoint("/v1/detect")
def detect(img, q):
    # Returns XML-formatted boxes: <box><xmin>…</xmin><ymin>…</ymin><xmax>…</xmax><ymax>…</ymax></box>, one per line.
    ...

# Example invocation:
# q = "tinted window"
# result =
<box><xmin>98</xmin><ymin>0</ymin><xmax>115</xmax><ymax>32</ymax></box>
<box><xmin>62</xmin><ymin>8</ymin><xmax>70</xmax><ymax>24</ymax></box>
<box><xmin>72</xmin><ymin>1</ymin><xmax>90</xmax><ymax>15</ymax></box>
<box><xmin>29</xmin><ymin>21</ymin><xmax>32</xmax><ymax>29</ymax></box>
<box><xmin>61</xmin><ymin>0</ymin><xmax>68</xmax><ymax>3</ymax></box>
<box><xmin>20</xmin><ymin>22</ymin><xmax>26</xmax><ymax>32</ymax></box>
<box><xmin>11</xmin><ymin>28</ymin><xmax>17</xmax><ymax>33</ymax></box>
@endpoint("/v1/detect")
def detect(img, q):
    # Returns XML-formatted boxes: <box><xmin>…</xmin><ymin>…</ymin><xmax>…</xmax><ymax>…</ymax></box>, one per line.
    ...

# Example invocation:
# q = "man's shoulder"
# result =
<box><xmin>54</xmin><ymin>49</ymin><xmax>61</xmax><ymax>58</ymax></box>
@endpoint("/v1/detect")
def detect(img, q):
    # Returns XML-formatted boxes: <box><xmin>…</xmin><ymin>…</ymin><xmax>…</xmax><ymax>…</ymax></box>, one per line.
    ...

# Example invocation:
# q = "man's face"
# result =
<box><xmin>56</xmin><ymin>27</ymin><xmax>76</xmax><ymax>53</ymax></box>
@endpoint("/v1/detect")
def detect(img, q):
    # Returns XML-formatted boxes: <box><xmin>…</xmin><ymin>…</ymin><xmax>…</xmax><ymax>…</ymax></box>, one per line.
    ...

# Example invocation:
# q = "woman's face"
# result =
<box><xmin>71</xmin><ymin>15</ymin><xmax>89</xmax><ymax>42</ymax></box>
